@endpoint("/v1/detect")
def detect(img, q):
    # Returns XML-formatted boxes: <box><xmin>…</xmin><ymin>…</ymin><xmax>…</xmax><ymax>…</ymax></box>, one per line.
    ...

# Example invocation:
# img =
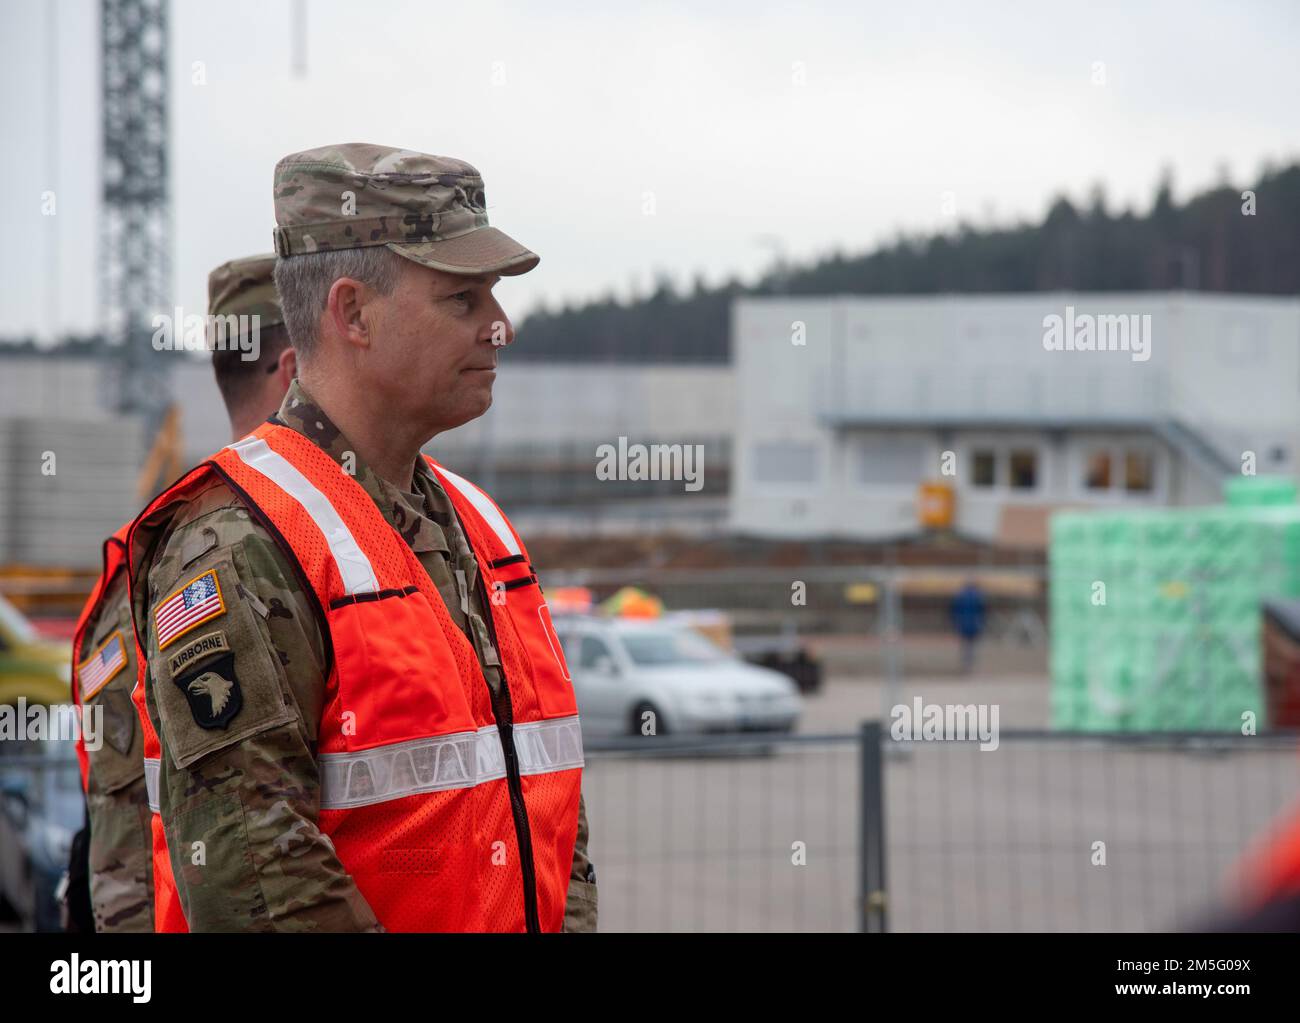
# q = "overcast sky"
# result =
<box><xmin>2</xmin><ymin>0</ymin><xmax>1298</xmax><ymax>342</ymax></box>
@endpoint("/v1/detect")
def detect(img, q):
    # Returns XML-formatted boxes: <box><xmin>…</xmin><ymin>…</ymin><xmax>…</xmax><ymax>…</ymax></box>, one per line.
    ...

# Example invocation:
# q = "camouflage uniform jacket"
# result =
<box><xmin>76</xmin><ymin>566</ymin><xmax>154</xmax><ymax>932</ymax></box>
<box><xmin>128</xmin><ymin>380</ymin><xmax>596</xmax><ymax>931</ymax></box>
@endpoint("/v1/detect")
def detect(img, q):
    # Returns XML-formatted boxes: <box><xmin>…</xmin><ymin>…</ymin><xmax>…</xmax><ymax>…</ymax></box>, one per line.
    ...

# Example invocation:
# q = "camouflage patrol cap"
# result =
<box><xmin>271</xmin><ymin>143</ymin><xmax>539</xmax><ymax>277</ymax></box>
<box><xmin>207</xmin><ymin>253</ymin><xmax>284</xmax><ymax>327</ymax></box>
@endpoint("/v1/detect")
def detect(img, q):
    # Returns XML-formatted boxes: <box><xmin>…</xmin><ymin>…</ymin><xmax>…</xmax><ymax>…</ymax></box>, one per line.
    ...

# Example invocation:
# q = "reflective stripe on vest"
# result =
<box><xmin>144</xmin><ymin>756</ymin><xmax>160</xmax><ymax>814</ymax></box>
<box><xmin>432</xmin><ymin>465</ymin><xmax>522</xmax><ymax>557</ymax></box>
<box><xmin>319</xmin><ymin>716</ymin><xmax>583</xmax><ymax>810</ymax></box>
<box><xmin>227</xmin><ymin>436</ymin><xmax>380</xmax><ymax>595</ymax></box>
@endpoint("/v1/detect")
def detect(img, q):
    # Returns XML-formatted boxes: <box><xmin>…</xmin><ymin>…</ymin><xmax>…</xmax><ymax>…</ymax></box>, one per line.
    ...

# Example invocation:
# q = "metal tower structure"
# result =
<box><xmin>100</xmin><ymin>0</ymin><xmax>170</xmax><ymax>433</ymax></box>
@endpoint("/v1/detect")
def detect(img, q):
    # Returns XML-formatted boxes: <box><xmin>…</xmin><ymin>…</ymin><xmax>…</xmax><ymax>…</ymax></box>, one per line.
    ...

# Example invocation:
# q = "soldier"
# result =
<box><xmin>209</xmin><ymin>254</ymin><xmax>299</xmax><ymax>439</ymax></box>
<box><xmin>68</xmin><ymin>525</ymin><xmax>151</xmax><ymax>933</ymax></box>
<box><xmin>66</xmin><ymin>254</ymin><xmax>295</xmax><ymax>932</ymax></box>
<box><xmin>126</xmin><ymin>144</ymin><xmax>597</xmax><ymax>933</ymax></box>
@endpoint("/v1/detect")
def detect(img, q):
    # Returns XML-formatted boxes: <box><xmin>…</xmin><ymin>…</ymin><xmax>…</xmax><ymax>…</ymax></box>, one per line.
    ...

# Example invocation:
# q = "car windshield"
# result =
<box><xmin>618</xmin><ymin>626</ymin><xmax>732</xmax><ymax>667</ymax></box>
<box><xmin>0</xmin><ymin>593</ymin><xmax>38</xmax><ymax>644</ymax></box>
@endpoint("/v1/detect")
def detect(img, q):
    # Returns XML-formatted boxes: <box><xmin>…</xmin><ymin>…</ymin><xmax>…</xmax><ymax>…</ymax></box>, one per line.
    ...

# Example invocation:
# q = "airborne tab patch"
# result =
<box><xmin>168</xmin><ymin>630</ymin><xmax>231</xmax><ymax>675</ymax></box>
<box><xmin>155</xmin><ymin>569</ymin><xmax>225</xmax><ymax>650</ymax></box>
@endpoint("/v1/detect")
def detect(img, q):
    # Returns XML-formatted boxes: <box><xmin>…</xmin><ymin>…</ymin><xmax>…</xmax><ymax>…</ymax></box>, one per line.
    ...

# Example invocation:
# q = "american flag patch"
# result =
<box><xmin>155</xmin><ymin>569</ymin><xmax>226</xmax><ymax>650</ymax></box>
<box><xmin>78</xmin><ymin>631</ymin><xmax>127</xmax><ymax>700</ymax></box>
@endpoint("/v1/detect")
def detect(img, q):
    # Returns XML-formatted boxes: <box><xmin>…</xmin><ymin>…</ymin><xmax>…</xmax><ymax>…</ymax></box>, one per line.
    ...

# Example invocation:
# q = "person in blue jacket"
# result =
<box><xmin>949</xmin><ymin>580</ymin><xmax>987</xmax><ymax>675</ymax></box>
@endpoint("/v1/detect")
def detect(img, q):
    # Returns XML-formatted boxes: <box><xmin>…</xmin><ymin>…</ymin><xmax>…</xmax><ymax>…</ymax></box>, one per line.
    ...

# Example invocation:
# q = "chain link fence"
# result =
<box><xmin>582</xmin><ymin>725</ymin><xmax>1300</xmax><ymax>932</ymax></box>
<box><xmin>4</xmin><ymin>725</ymin><xmax>1295</xmax><ymax>932</ymax></box>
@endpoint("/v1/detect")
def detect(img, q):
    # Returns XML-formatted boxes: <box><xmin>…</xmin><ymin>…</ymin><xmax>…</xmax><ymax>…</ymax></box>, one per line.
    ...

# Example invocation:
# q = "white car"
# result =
<box><xmin>552</xmin><ymin>616</ymin><xmax>803</xmax><ymax>740</ymax></box>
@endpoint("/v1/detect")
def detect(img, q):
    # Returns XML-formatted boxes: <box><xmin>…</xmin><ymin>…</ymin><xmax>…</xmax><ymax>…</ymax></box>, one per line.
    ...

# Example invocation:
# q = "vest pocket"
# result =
<box><xmin>150</xmin><ymin>556</ymin><xmax>296</xmax><ymax>771</ymax></box>
<box><xmin>327</xmin><ymin>589</ymin><xmax>477</xmax><ymax>750</ymax></box>
<box><xmin>496</xmin><ymin>586</ymin><xmax>579</xmax><ymax>719</ymax></box>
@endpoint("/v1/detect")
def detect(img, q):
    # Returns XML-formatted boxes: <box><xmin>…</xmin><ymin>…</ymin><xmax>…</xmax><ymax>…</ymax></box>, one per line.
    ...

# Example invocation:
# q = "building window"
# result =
<box><xmin>753</xmin><ymin>441</ymin><xmax>817</xmax><ymax>485</ymax></box>
<box><xmin>1079</xmin><ymin>445</ymin><xmax>1158</xmax><ymax>497</ymax></box>
<box><xmin>1008</xmin><ymin>449</ymin><xmax>1038</xmax><ymax>489</ymax></box>
<box><xmin>971</xmin><ymin>449</ymin><xmax>996</xmax><ymax>488</ymax></box>
<box><xmin>856</xmin><ymin>437</ymin><xmax>926</xmax><ymax>487</ymax></box>
<box><xmin>1084</xmin><ymin>450</ymin><xmax>1112</xmax><ymax>490</ymax></box>
<box><xmin>1124</xmin><ymin>450</ymin><xmax>1154</xmax><ymax>493</ymax></box>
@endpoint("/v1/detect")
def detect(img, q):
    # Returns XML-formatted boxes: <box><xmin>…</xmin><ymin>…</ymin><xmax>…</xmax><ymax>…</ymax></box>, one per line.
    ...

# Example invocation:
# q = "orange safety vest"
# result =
<box><xmin>131</xmin><ymin>670</ymin><xmax>191</xmax><ymax>933</ymax></box>
<box><xmin>1234</xmin><ymin>801</ymin><xmax>1300</xmax><ymax>909</ymax></box>
<box><xmin>71</xmin><ymin>525</ymin><xmax>130</xmax><ymax>792</ymax></box>
<box><xmin>74</xmin><ymin>523</ymin><xmax>187</xmax><ymax>932</ymax></box>
<box><xmin>128</xmin><ymin>422</ymin><xmax>583</xmax><ymax>932</ymax></box>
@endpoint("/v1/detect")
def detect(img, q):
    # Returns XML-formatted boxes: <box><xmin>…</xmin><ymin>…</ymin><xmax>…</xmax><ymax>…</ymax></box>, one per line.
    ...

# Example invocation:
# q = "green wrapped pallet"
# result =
<box><xmin>1049</xmin><ymin>495</ymin><xmax>1300</xmax><ymax>732</ymax></box>
<box><xmin>1224</xmin><ymin>475</ymin><xmax>1298</xmax><ymax>507</ymax></box>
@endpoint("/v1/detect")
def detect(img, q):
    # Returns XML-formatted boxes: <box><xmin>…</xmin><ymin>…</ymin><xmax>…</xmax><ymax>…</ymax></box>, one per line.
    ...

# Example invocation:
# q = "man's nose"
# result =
<box><xmin>484</xmin><ymin>301</ymin><xmax>514</xmax><ymax>348</ymax></box>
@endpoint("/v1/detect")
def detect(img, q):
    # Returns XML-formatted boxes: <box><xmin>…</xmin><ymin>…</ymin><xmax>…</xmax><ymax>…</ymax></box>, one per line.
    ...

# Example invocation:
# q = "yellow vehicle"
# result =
<box><xmin>0</xmin><ymin>592</ymin><xmax>71</xmax><ymax>708</ymax></box>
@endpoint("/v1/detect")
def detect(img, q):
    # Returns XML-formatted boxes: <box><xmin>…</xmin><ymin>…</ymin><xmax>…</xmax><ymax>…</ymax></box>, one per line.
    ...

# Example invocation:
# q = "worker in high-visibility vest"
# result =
<box><xmin>126</xmin><ymin>144</ymin><xmax>596</xmax><ymax>932</ymax></box>
<box><xmin>65</xmin><ymin>254</ymin><xmax>296</xmax><ymax>931</ymax></box>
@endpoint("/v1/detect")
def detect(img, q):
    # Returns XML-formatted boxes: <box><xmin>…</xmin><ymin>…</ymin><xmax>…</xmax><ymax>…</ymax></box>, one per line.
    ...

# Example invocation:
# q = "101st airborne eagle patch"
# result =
<box><xmin>172</xmin><ymin>648</ymin><xmax>243</xmax><ymax>730</ymax></box>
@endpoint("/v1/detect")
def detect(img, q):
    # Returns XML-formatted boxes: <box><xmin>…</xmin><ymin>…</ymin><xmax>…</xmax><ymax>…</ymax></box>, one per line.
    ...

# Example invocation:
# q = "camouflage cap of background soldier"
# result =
<box><xmin>271</xmin><ymin>143</ymin><xmax>539</xmax><ymax>277</ymax></box>
<box><xmin>207</xmin><ymin>253</ymin><xmax>284</xmax><ymax>327</ymax></box>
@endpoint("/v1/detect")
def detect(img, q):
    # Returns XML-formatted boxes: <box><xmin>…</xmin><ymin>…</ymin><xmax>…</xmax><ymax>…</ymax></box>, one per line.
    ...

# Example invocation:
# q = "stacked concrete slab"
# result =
<box><xmin>0</xmin><ymin>417</ymin><xmax>144</xmax><ymax>566</ymax></box>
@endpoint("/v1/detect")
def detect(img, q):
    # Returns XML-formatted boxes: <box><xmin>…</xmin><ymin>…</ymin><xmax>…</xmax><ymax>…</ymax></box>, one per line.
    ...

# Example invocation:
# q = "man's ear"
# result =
<box><xmin>325</xmin><ymin>276</ymin><xmax>374</xmax><ymax>352</ymax></box>
<box><xmin>276</xmin><ymin>345</ymin><xmax>298</xmax><ymax>388</ymax></box>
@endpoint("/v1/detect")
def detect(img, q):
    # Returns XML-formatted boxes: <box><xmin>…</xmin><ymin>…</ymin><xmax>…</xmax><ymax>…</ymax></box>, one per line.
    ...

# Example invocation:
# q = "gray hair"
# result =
<box><xmin>272</xmin><ymin>246</ymin><xmax>404</xmax><ymax>358</ymax></box>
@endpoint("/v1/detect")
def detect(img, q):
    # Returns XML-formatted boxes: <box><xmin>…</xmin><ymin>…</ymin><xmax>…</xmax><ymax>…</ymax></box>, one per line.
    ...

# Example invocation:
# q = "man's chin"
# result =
<box><xmin>470</xmin><ymin>382</ymin><xmax>494</xmax><ymax>416</ymax></box>
<box><xmin>439</xmin><ymin>389</ymin><xmax>493</xmax><ymax>431</ymax></box>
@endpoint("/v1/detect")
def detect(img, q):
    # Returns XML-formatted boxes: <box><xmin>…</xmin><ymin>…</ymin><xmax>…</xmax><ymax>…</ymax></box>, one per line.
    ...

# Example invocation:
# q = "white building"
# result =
<box><xmin>0</xmin><ymin>356</ymin><xmax>736</xmax><ymax>562</ymax></box>
<box><xmin>729</xmin><ymin>293</ymin><xmax>1300</xmax><ymax>542</ymax></box>
<box><xmin>7</xmin><ymin>290</ymin><xmax>1300</xmax><ymax>563</ymax></box>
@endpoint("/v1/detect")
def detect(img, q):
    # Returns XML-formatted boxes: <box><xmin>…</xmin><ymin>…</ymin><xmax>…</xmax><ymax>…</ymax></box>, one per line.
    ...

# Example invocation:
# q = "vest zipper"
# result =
<box><xmin>474</xmin><ymin>569</ymin><xmax>542</xmax><ymax>934</ymax></box>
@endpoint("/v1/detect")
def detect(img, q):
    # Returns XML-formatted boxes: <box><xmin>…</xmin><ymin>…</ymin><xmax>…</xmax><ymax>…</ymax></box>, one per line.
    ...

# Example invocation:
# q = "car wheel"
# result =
<box><xmin>630</xmin><ymin>701</ymin><xmax>667</xmax><ymax>737</ymax></box>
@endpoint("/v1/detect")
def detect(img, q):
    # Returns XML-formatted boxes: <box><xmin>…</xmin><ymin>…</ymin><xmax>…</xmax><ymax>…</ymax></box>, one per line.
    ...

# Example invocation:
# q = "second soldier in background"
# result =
<box><xmin>67</xmin><ymin>254</ymin><xmax>295</xmax><ymax>931</ymax></box>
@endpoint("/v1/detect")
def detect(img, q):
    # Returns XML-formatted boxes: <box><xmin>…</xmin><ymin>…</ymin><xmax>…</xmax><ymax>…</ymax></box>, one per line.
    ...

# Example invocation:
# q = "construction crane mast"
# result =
<box><xmin>99</xmin><ymin>0</ymin><xmax>171</xmax><ymax>455</ymax></box>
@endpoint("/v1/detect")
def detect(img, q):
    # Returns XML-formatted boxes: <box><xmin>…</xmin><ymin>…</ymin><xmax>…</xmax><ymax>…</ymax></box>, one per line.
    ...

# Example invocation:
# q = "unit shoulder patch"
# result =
<box><xmin>173</xmin><ymin>651</ymin><xmax>243</xmax><ymax>729</ymax></box>
<box><xmin>100</xmin><ymin>688</ymin><xmax>136</xmax><ymax>754</ymax></box>
<box><xmin>154</xmin><ymin>568</ymin><xmax>226</xmax><ymax>650</ymax></box>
